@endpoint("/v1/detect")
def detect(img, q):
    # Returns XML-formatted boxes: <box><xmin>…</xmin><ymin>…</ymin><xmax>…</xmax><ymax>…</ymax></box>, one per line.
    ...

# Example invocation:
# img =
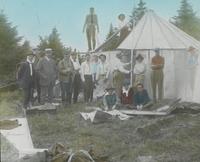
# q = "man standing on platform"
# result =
<box><xmin>151</xmin><ymin>48</ymin><xmax>165</xmax><ymax>103</ymax></box>
<box><xmin>83</xmin><ymin>7</ymin><xmax>99</xmax><ymax>51</ymax></box>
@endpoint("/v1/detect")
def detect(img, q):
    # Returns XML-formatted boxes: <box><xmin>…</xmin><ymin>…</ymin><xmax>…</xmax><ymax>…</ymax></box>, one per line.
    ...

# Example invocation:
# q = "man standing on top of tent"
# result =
<box><xmin>151</xmin><ymin>48</ymin><xmax>165</xmax><ymax>103</ymax></box>
<box><xmin>83</xmin><ymin>7</ymin><xmax>99</xmax><ymax>51</ymax></box>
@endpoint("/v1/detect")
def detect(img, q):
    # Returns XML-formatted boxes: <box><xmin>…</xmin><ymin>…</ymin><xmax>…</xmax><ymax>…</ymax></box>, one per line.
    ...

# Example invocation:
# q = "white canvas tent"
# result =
<box><xmin>117</xmin><ymin>10</ymin><xmax>200</xmax><ymax>103</ymax></box>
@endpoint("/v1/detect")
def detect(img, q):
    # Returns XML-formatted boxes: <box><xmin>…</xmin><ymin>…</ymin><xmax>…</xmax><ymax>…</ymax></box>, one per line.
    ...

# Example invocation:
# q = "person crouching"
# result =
<box><xmin>103</xmin><ymin>86</ymin><xmax>117</xmax><ymax>111</ymax></box>
<box><xmin>134</xmin><ymin>83</ymin><xmax>151</xmax><ymax>110</ymax></box>
<box><xmin>120</xmin><ymin>80</ymin><xmax>134</xmax><ymax>106</ymax></box>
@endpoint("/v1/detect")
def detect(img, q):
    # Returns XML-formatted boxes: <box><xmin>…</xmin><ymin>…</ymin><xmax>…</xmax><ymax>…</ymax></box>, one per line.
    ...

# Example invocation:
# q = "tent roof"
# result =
<box><xmin>117</xmin><ymin>10</ymin><xmax>200</xmax><ymax>50</ymax></box>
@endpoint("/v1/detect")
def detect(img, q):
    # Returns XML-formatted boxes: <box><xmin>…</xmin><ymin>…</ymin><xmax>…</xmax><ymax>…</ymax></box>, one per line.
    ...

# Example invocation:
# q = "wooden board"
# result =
<box><xmin>120</xmin><ymin>110</ymin><xmax>167</xmax><ymax>116</ymax></box>
<box><xmin>26</xmin><ymin>104</ymin><xmax>57</xmax><ymax>115</ymax></box>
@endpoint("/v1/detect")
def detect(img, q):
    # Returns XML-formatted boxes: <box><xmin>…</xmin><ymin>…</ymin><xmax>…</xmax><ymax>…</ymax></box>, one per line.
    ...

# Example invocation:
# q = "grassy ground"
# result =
<box><xmin>0</xmin><ymin>90</ymin><xmax>23</xmax><ymax>119</ymax></box>
<box><xmin>28</xmin><ymin>103</ymin><xmax>200</xmax><ymax>162</ymax></box>
<box><xmin>1</xmin><ymin>91</ymin><xmax>200</xmax><ymax>161</ymax></box>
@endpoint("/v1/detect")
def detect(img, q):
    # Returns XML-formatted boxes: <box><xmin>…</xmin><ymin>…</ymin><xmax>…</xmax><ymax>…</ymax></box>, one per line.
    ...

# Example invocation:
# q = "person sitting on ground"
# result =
<box><xmin>103</xmin><ymin>86</ymin><xmax>117</xmax><ymax>111</ymax></box>
<box><xmin>120</xmin><ymin>80</ymin><xmax>134</xmax><ymax>106</ymax></box>
<box><xmin>134</xmin><ymin>83</ymin><xmax>150</xmax><ymax>110</ymax></box>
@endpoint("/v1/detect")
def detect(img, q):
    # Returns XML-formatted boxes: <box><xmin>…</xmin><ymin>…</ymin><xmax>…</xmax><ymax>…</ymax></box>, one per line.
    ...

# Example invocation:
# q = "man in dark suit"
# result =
<box><xmin>36</xmin><ymin>48</ymin><xmax>58</xmax><ymax>104</ymax></box>
<box><xmin>17</xmin><ymin>51</ymin><xmax>36</xmax><ymax>109</ymax></box>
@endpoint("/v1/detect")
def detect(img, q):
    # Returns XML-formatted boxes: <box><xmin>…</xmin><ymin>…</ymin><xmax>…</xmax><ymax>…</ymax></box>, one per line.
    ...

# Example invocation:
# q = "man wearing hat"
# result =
<box><xmin>58</xmin><ymin>52</ymin><xmax>74</xmax><ymax>106</ymax></box>
<box><xmin>103</xmin><ymin>85</ymin><xmax>117</xmax><ymax>111</ymax></box>
<box><xmin>83</xmin><ymin>7</ymin><xmax>99</xmax><ymax>51</ymax></box>
<box><xmin>151</xmin><ymin>48</ymin><xmax>165</xmax><ymax>102</ymax></box>
<box><xmin>17</xmin><ymin>50</ymin><xmax>36</xmax><ymax>109</ymax></box>
<box><xmin>36</xmin><ymin>48</ymin><xmax>58</xmax><ymax>104</ymax></box>
<box><xmin>133</xmin><ymin>54</ymin><xmax>146</xmax><ymax>87</ymax></box>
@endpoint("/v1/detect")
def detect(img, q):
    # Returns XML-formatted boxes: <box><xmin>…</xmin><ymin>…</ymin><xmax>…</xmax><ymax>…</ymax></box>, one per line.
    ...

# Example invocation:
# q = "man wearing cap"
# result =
<box><xmin>58</xmin><ymin>52</ymin><xmax>74</xmax><ymax>106</ymax></box>
<box><xmin>83</xmin><ymin>7</ymin><xmax>99</xmax><ymax>51</ymax></box>
<box><xmin>70</xmin><ymin>51</ymin><xmax>81</xmax><ymax>103</ymax></box>
<box><xmin>133</xmin><ymin>54</ymin><xmax>146</xmax><ymax>87</ymax></box>
<box><xmin>36</xmin><ymin>48</ymin><xmax>58</xmax><ymax>104</ymax></box>
<box><xmin>151</xmin><ymin>48</ymin><xmax>165</xmax><ymax>102</ymax></box>
<box><xmin>81</xmin><ymin>54</ymin><xmax>94</xmax><ymax>103</ymax></box>
<box><xmin>17</xmin><ymin>51</ymin><xmax>36</xmax><ymax>109</ymax></box>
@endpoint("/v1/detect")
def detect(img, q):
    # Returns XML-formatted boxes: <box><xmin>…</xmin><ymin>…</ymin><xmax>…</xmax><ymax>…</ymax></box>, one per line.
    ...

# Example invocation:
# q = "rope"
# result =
<box><xmin>67</xmin><ymin>150</ymin><xmax>95</xmax><ymax>162</ymax></box>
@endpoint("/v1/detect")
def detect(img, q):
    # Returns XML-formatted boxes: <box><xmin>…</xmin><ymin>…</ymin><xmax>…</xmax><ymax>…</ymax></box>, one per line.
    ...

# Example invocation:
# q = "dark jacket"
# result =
<box><xmin>17</xmin><ymin>61</ymin><xmax>35</xmax><ymax>89</ymax></box>
<box><xmin>134</xmin><ymin>89</ymin><xmax>150</xmax><ymax>106</ymax></box>
<box><xmin>58</xmin><ymin>59</ymin><xmax>74</xmax><ymax>83</ymax></box>
<box><xmin>36</xmin><ymin>57</ymin><xmax>58</xmax><ymax>86</ymax></box>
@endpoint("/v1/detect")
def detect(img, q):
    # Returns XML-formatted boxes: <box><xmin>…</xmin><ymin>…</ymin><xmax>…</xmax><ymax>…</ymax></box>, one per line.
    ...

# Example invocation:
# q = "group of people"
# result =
<box><xmin>17</xmin><ymin>46</ymin><xmax>165</xmax><ymax>111</ymax></box>
<box><xmin>103</xmin><ymin>48</ymin><xmax>165</xmax><ymax>110</ymax></box>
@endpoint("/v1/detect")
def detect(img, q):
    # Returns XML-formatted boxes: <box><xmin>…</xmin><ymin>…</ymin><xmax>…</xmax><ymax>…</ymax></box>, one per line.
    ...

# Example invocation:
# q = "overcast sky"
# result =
<box><xmin>0</xmin><ymin>0</ymin><xmax>200</xmax><ymax>51</ymax></box>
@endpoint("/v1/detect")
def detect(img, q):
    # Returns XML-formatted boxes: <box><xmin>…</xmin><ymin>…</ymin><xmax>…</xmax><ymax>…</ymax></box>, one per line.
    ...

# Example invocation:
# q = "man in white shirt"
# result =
<box><xmin>133</xmin><ymin>54</ymin><xmax>146</xmax><ymax>87</ymax></box>
<box><xmin>81</xmin><ymin>54</ymin><xmax>94</xmax><ymax>102</ymax></box>
<box><xmin>70</xmin><ymin>52</ymin><xmax>81</xmax><ymax>103</ymax></box>
<box><xmin>95</xmin><ymin>54</ymin><xmax>110</xmax><ymax>98</ymax></box>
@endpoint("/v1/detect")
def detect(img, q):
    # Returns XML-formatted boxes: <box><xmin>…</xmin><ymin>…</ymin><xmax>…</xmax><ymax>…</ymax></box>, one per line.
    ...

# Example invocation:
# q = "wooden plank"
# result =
<box><xmin>26</xmin><ymin>104</ymin><xmax>57</xmax><ymax>115</ymax></box>
<box><xmin>120</xmin><ymin>110</ymin><xmax>167</xmax><ymax>116</ymax></box>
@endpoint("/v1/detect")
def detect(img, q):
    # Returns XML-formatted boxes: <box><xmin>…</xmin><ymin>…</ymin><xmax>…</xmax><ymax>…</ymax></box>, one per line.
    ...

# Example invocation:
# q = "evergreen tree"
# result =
<box><xmin>38</xmin><ymin>27</ymin><xmax>65</xmax><ymax>59</ymax></box>
<box><xmin>130</xmin><ymin>0</ymin><xmax>146</xmax><ymax>28</ymax></box>
<box><xmin>0</xmin><ymin>12</ymin><xmax>29</xmax><ymax>78</ymax></box>
<box><xmin>173</xmin><ymin>0</ymin><xmax>200</xmax><ymax>40</ymax></box>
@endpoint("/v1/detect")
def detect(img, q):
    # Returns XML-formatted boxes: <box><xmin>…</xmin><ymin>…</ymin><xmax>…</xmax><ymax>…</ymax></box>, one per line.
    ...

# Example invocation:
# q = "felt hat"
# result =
<box><xmin>136</xmin><ymin>54</ymin><xmax>144</xmax><ymax>60</ymax></box>
<box><xmin>45</xmin><ymin>48</ymin><xmax>53</xmax><ymax>55</ymax></box>
<box><xmin>154</xmin><ymin>48</ymin><xmax>160</xmax><ymax>53</ymax></box>
<box><xmin>99</xmin><ymin>53</ymin><xmax>106</xmax><ymax>58</ymax></box>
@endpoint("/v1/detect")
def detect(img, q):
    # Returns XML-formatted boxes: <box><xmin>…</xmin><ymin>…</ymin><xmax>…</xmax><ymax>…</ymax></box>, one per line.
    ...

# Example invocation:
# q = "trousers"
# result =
<box><xmin>151</xmin><ymin>69</ymin><xmax>164</xmax><ymax>101</ymax></box>
<box><xmin>86</xmin><ymin>25</ymin><xmax>96</xmax><ymax>51</ymax></box>
<box><xmin>83</xmin><ymin>75</ymin><xmax>94</xmax><ymax>102</ymax></box>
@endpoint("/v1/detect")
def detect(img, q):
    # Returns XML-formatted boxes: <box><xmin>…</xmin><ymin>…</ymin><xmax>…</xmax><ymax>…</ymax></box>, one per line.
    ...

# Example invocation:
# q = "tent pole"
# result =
<box><xmin>131</xmin><ymin>49</ymin><xmax>134</xmax><ymax>86</ymax></box>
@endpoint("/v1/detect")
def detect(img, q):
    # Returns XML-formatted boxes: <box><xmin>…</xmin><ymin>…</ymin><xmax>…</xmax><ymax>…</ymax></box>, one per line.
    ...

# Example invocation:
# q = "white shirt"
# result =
<box><xmin>118</xmin><ymin>19</ymin><xmax>128</xmax><ymax>29</ymax></box>
<box><xmin>134</xmin><ymin>61</ymin><xmax>146</xmax><ymax>75</ymax></box>
<box><xmin>96</xmin><ymin>61</ymin><xmax>110</xmax><ymax>80</ymax></box>
<box><xmin>70</xmin><ymin>57</ymin><xmax>81</xmax><ymax>71</ymax></box>
<box><xmin>113</xmin><ymin>59</ymin><xmax>130</xmax><ymax>74</ymax></box>
<box><xmin>81</xmin><ymin>61</ymin><xmax>92</xmax><ymax>82</ymax></box>
<box><xmin>27</xmin><ymin>57</ymin><xmax>34</xmax><ymax>76</ymax></box>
